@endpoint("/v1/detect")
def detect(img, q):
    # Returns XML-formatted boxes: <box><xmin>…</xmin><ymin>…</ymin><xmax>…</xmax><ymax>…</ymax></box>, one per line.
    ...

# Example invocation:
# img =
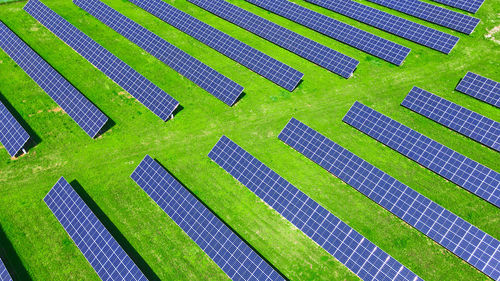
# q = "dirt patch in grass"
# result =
<box><xmin>485</xmin><ymin>24</ymin><xmax>500</xmax><ymax>45</ymax></box>
<box><xmin>48</xmin><ymin>107</ymin><xmax>65</xmax><ymax>114</ymax></box>
<box><xmin>118</xmin><ymin>91</ymin><xmax>133</xmax><ymax>99</ymax></box>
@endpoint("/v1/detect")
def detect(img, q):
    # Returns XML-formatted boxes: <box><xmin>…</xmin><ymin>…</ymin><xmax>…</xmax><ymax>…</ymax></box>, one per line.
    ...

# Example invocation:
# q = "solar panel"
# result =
<box><xmin>209</xmin><ymin>136</ymin><xmax>422</xmax><ymax>281</ymax></box>
<box><xmin>279</xmin><ymin>117</ymin><xmax>500</xmax><ymax>280</ymax></box>
<box><xmin>0</xmin><ymin>100</ymin><xmax>30</xmax><ymax>157</ymax></box>
<box><xmin>243</xmin><ymin>0</ymin><xmax>411</xmax><ymax>65</ymax></box>
<box><xmin>187</xmin><ymin>0</ymin><xmax>359</xmax><ymax>78</ymax></box>
<box><xmin>430</xmin><ymin>0</ymin><xmax>485</xmax><ymax>14</ymax></box>
<box><xmin>44</xmin><ymin>177</ymin><xmax>148</xmax><ymax>281</ymax></box>
<box><xmin>456</xmin><ymin>72</ymin><xmax>500</xmax><ymax>108</ymax></box>
<box><xmin>343</xmin><ymin>102</ymin><xmax>500</xmax><ymax>208</ymax></box>
<box><xmin>24</xmin><ymin>0</ymin><xmax>179</xmax><ymax>121</ymax></box>
<box><xmin>0</xmin><ymin>258</ymin><xmax>13</xmax><ymax>281</ymax></box>
<box><xmin>126</xmin><ymin>0</ymin><xmax>304</xmax><ymax>91</ymax></box>
<box><xmin>0</xmin><ymin>21</ymin><xmax>108</xmax><ymax>138</ymax></box>
<box><xmin>130</xmin><ymin>155</ymin><xmax>285</xmax><ymax>281</ymax></box>
<box><xmin>364</xmin><ymin>0</ymin><xmax>480</xmax><ymax>35</ymax></box>
<box><xmin>304</xmin><ymin>0</ymin><xmax>459</xmax><ymax>54</ymax></box>
<box><xmin>74</xmin><ymin>0</ymin><xmax>245</xmax><ymax>106</ymax></box>
<box><xmin>402</xmin><ymin>87</ymin><xmax>500</xmax><ymax>151</ymax></box>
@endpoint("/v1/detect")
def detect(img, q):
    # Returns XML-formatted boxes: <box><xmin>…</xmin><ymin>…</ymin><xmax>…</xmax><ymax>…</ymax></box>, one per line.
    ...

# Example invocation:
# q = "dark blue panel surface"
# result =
<box><xmin>74</xmin><ymin>0</ymin><xmax>245</xmax><ymax>105</ymax></box>
<box><xmin>343</xmin><ymin>102</ymin><xmax>500</xmax><ymax>208</ymax></box>
<box><xmin>0</xmin><ymin>258</ymin><xmax>13</xmax><ymax>281</ymax></box>
<box><xmin>0</xmin><ymin>100</ymin><xmax>30</xmax><ymax>157</ymax></box>
<box><xmin>131</xmin><ymin>155</ymin><xmax>284</xmax><ymax>281</ymax></box>
<box><xmin>244</xmin><ymin>0</ymin><xmax>411</xmax><ymax>65</ymax></box>
<box><xmin>402</xmin><ymin>87</ymin><xmax>499</xmax><ymax>151</ymax></box>
<box><xmin>305</xmin><ymin>0</ymin><xmax>459</xmax><ymax>54</ymax></box>
<box><xmin>187</xmin><ymin>0</ymin><xmax>358</xmax><ymax>78</ymax></box>
<box><xmin>127</xmin><ymin>0</ymin><xmax>303</xmax><ymax>91</ymax></box>
<box><xmin>365</xmin><ymin>0</ymin><xmax>480</xmax><ymax>34</ymax></box>
<box><xmin>24</xmin><ymin>0</ymin><xmax>179</xmax><ymax>121</ymax></box>
<box><xmin>44</xmin><ymin>177</ymin><xmax>147</xmax><ymax>281</ymax></box>
<box><xmin>279</xmin><ymin>118</ymin><xmax>500</xmax><ymax>281</ymax></box>
<box><xmin>0</xmin><ymin>21</ymin><xmax>108</xmax><ymax>138</ymax></box>
<box><xmin>209</xmin><ymin>136</ymin><xmax>423</xmax><ymax>281</ymax></box>
<box><xmin>430</xmin><ymin>0</ymin><xmax>484</xmax><ymax>13</ymax></box>
<box><xmin>456</xmin><ymin>72</ymin><xmax>500</xmax><ymax>108</ymax></box>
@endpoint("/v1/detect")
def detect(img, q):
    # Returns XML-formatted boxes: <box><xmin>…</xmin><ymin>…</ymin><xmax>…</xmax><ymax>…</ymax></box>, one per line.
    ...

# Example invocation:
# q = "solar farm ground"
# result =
<box><xmin>0</xmin><ymin>0</ymin><xmax>499</xmax><ymax>280</ymax></box>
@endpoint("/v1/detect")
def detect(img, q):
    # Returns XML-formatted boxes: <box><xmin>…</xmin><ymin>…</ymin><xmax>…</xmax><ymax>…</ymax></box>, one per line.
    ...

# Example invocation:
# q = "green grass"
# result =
<box><xmin>0</xmin><ymin>0</ymin><xmax>499</xmax><ymax>280</ymax></box>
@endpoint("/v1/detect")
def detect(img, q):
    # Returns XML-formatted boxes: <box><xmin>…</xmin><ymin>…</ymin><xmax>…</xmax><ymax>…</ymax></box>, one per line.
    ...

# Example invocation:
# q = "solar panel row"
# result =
<box><xmin>74</xmin><ymin>0</ymin><xmax>245</xmax><ymax>106</ymax></box>
<box><xmin>343</xmin><ymin>102</ymin><xmax>500</xmax><ymax>208</ymax></box>
<box><xmin>402</xmin><ymin>87</ymin><xmax>499</xmax><ymax>151</ymax></box>
<box><xmin>0</xmin><ymin>258</ymin><xmax>12</xmax><ymax>281</ymax></box>
<box><xmin>44</xmin><ymin>177</ymin><xmax>148</xmax><ymax>281</ymax></box>
<box><xmin>128</xmin><ymin>0</ymin><xmax>304</xmax><ymax>91</ymax></box>
<box><xmin>365</xmin><ymin>0</ymin><xmax>480</xmax><ymax>34</ymax></box>
<box><xmin>24</xmin><ymin>0</ymin><xmax>179</xmax><ymax>121</ymax></box>
<box><xmin>0</xmin><ymin>20</ymin><xmax>108</xmax><ymax>138</ymax></box>
<box><xmin>430</xmin><ymin>0</ymin><xmax>485</xmax><ymax>13</ymax></box>
<box><xmin>187</xmin><ymin>0</ymin><xmax>359</xmax><ymax>78</ymax></box>
<box><xmin>305</xmin><ymin>0</ymin><xmax>459</xmax><ymax>54</ymax></box>
<box><xmin>244</xmin><ymin>0</ymin><xmax>411</xmax><ymax>65</ymax></box>
<box><xmin>209</xmin><ymin>136</ymin><xmax>423</xmax><ymax>281</ymax></box>
<box><xmin>279</xmin><ymin>118</ymin><xmax>500</xmax><ymax>280</ymax></box>
<box><xmin>456</xmin><ymin>72</ymin><xmax>500</xmax><ymax>108</ymax></box>
<box><xmin>0</xmin><ymin>100</ymin><xmax>30</xmax><ymax>157</ymax></box>
<box><xmin>131</xmin><ymin>155</ymin><xmax>285</xmax><ymax>281</ymax></box>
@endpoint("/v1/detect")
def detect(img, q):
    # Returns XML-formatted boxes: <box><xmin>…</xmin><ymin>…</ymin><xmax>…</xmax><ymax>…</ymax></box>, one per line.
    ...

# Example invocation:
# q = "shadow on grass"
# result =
<box><xmin>151</xmin><ymin>158</ymin><xmax>289</xmax><ymax>281</ymax></box>
<box><xmin>0</xmin><ymin>224</ymin><xmax>32</xmax><ymax>280</ymax></box>
<box><xmin>69</xmin><ymin>180</ymin><xmax>160</xmax><ymax>281</ymax></box>
<box><xmin>96</xmin><ymin>118</ymin><xmax>116</xmax><ymax>138</ymax></box>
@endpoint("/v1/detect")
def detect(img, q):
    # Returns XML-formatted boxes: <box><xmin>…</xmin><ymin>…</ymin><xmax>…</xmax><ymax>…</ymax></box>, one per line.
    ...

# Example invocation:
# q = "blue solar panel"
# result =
<box><xmin>244</xmin><ymin>0</ymin><xmax>410</xmax><ymax>65</ymax></box>
<box><xmin>0</xmin><ymin>100</ymin><xmax>30</xmax><ymax>158</ymax></box>
<box><xmin>209</xmin><ymin>136</ymin><xmax>422</xmax><ymax>281</ymax></box>
<box><xmin>74</xmin><ymin>0</ymin><xmax>245</xmax><ymax>106</ymax></box>
<box><xmin>279</xmin><ymin>117</ymin><xmax>500</xmax><ymax>280</ymax></box>
<box><xmin>456</xmin><ymin>72</ymin><xmax>500</xmax><ymax>108</ymax></box>
<box><xmin>44</xmin><ymin>177</ymin><xmax>147</xmax><ymax>281</ymax></box>
<box><xmin>365</xmin><ymin>0</ymin><xmax>480</xmax><ymax>34</ymax></box>
<box><xmin>402</xmin><ymin>87</ymin><xmax>500</xmax><ymax>151</ymax></box>
<box><xmin>24</xmin><ymin>0</ymin><xmax>179</xmax><ymax>121</ymax></box>
<box><xmin>130</xmin><ymin>155</ymin><xmax>284</xmax><ymax>281</ymax></box>
<box><xmin>305</xmin><ymin>0</ymin><xmax>459</xmax><ymax>54</ymax></box>
<box><xmin>0</xmin><ymin>258</ymin><xmax>12</xmax><ymax>281</ymax></box>
<box><xmin>430</xmin><ymin>0</ymin><xmax>485</xmax><ymax>14</ymax></box>
<box><xmin>187</xmin><ymin>0</ymin><xmax>359</xmax><ymax>78</ymax></box>
<box><xmin>127</xmin><ymin>0</ymin><xmax>304</xmax><ymax>91</ymax></box>
<box><xmin>343</xmin><ymin>102</ymin><xmax>500</xmax><ymax>208</ymax></box>
<box><xmin>0</xmin><ymin>21</ymin><xmax>108</xmax><ymax>138</ymax></box>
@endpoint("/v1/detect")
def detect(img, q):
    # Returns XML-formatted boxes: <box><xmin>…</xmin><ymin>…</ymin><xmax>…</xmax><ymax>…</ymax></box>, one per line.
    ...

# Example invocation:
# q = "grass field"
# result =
<box><xmin>0</xmin><ymin>0</ymin><xmax>499</xmax><ymax>280</ymax></box>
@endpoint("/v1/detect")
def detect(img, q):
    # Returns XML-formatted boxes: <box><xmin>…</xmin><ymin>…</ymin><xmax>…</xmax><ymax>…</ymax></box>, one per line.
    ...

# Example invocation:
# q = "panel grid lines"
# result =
<box><xmin>342</xmin><ymin>101</ymin><xmax>500</xmax><ymax>208</ymax></box>
<box><xmin>455</xmin><ymin>72</ymin><xmax>500</xmax><ymax>108</ymax></box>
<box><xmin>430</xmin><ymin>0</ymin><xmax>485</xmax><ymax>14</ymax></box>
<box><xmin>187</xmin><ymin>0</ymin><xmax>359</xmax><ymax>78</ymax></box>
<box><xmin>24</xmin><ymin>0</ymin><xmax>179</xmax><ymax>121</ymax></box>
<box><xmin>244</xmin><ymin>0</ymin><xmax>411</xmax><ymax>65</ymax></box>
<box><xmin>0</xmin><ymin>258</ymin><xmax>12</xmax><ymax>281</ymax></box>
<box><xmin>209</xmin><ymin>136</ymin><xmax>422</xmax><ymax>281</ymax></box>
<box><xmin>0</xmin><ymin>101</ymin><xmax>30</xmax><ymax>157</ymax></box>
<box><xmin>278</xmin><ymin>118</ymin><xmax>500</xmax><ymax>280</ymax></box>
<box><xmin>130</xmin><ymin>155</ymin><xmax>284</xmax><ymax>281</ymax></box>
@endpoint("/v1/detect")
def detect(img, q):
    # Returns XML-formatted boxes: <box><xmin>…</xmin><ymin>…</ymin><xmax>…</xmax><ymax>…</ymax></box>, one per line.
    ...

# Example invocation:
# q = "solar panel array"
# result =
<box><xmin>24</xmin><ymin>0</ymin><xmax>179</xmax><ymax>121</ymax></box>
<box><xmin>127</xmin><ymin>0</ymin><xmax>303</xmax><ymax>91</ymax></box>
<box><xmin>131</xmin><ymin>155</ymin><xmax>284</xmax><ymax>281</ymax></box>
<box><xmin>0</xmin><ymin>101</ymin><xmax>30</xmax><ymax>157</ymax></box>
<box><xmin>0</xmin><ymin>258</ymin><xmax>12</xmax><ymax>281</ymax></box>
<box><xmin>365</xmin><ymin>0</ymin><xmax>480</xmax><ymax>34</ymax></box>
<box><xmin>343</xmin><ymin>102</ymin><xmax>500</xmax><ymax>208</ymax></box>
<box><xmin>74</xmin><ymin>0</ymin><xmax>245</xmax><ymax>106</ymax></box>
<box><xmin>430</xmin><ymin>0</ymin><xmax>485</xmax><ymax>13</ymax></box>
<box><xmin>305</xmin><ymin>0</ymin><xmax>459</xmax><ymax>54</ymax></box>
<box><xmin>44</xmin><ymin>177</ymin><xmax>147</xmax><ymax>281</ymax></box>
<box><xmin>279</xmin><ymin>118</ymin><xmax>500</xmax><ymax>280</ymax></box>
<box><xmin>244</xmin><ymin>0</ymin><xmax>411</xmax><ymax>65</ymax></box>
<box><xmin>209</xmin><ymin>136</ymin><xmax>422</xmax><ymax>281</ymax></box>
<box><xmin>456</xmin><ymin>72</ymin><xmax>500</xmax><ymax>108</ymax></box>
<box><xmin>0</xmin><ymin>21</ymin><xmax>108</xmax><ymax>138</ymax></box>
<box><xmin>187</xmin><ymin>0</ymin><xmax>359</xmax><ymax>78</ymax></box>
<box><xmin>402</xmin><ymin>87</ymin><xmax>500</xmax><ymax>151</ymax></box>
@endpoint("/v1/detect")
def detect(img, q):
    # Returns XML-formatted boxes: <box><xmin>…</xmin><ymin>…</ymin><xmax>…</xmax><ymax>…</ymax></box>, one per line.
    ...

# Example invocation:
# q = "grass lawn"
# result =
<box><xmin>0</xmin><ymin>0</ymin><xmax>499</xmax><ymax>280</ymax></box>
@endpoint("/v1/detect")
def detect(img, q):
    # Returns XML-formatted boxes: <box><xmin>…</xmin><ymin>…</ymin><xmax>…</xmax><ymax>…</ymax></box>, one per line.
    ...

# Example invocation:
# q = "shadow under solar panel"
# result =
<box><xmin>0</xmin><ymin>100</ymin><xmax>30</xmax><ymax>158</ymax></box>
